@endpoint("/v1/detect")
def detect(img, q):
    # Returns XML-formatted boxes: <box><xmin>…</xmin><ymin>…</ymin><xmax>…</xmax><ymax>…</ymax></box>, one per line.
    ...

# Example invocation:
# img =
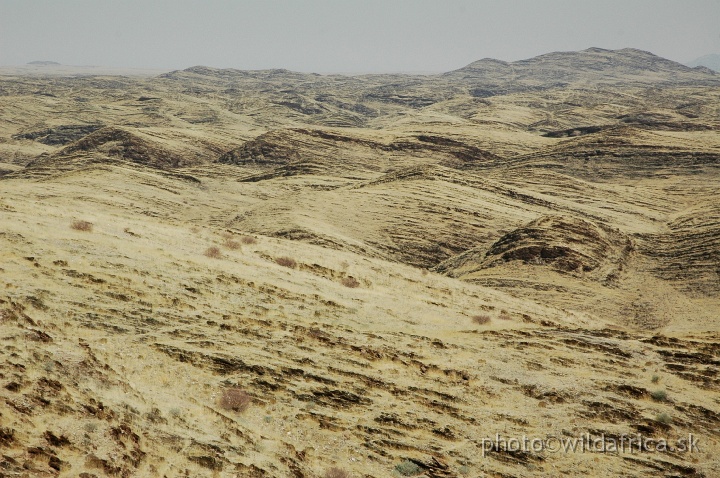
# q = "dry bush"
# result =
<box><xmin>275</xmin><ymin>256</ymin><xmax>297</xmax><ymax>268</ymax></box>
<box><xmin>498</xmin><ymin>310</ymin><xmax>512</xmax><ymax>321</ymax></box>
<box><xmin>71</xmin><ymin>220</ymin><xmax>93</xmax><ymax>232</ymax></box>
<box><xmin>219</xmin><ymin>388</ymin><xmax>251</xmax><ymax>413</ymax></box>
<box><xmin>241</xmin><ymin>236</ymin><xmax>257</xmax><ymax>245</ymax></box>
<box><xmin>204</xmin><ymin>246</ymin><xmax>222</xmax><ymax>259</ymax></box>
<box><xmin>324</xmin><ymin>467</ymin><xmax>351</xmax><ymax>478</ymax></box>
<box><xmin>308</xmin><ymin>327</ymin><xmax>331</xmax><ymax>341</ymax></box>
<box><xmin>223</xmin><ymin>239</ymin><xmax>241</xmax><ymax>250</ymax></box>
<box><xmin>341</xmin><ymin>276</ymin><xmax>360</xmax><ymax>288</ymax></box>
<box><xmin>472</xmin><ymin>314</ymin><xmax>491</xmax><ymax>325</ymax></box>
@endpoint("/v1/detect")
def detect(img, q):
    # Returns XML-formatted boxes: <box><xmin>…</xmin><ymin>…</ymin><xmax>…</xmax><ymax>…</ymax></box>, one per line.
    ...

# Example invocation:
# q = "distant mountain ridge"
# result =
<box><xmin>687</xmin><ymin>53</ymin><xmax>720</xmax><ymax>72</ymax></box>
<box><xmin>26</xmin><ymin>60</ymin><xmax>61</xmax><ymax>66</ymax></box>
<box><xmin>446</xmin><ymin>47</ymin><xmax>717</xmax><ymax>86</ymax></box>
<box><xmin>166</xmin><ymin>47</ymin><xmax>718</xmax><ymax>94</ymax></box>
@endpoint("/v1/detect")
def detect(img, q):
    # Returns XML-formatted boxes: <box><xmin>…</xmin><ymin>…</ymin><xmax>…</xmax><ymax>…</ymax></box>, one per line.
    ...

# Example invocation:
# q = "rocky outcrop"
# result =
<box><xmin>12</xmin><ymin>124</ymin><xmax>103</xmax><ymax>145</ymax></box>
<box><xmin>638</xmin><ymin>205</ymin><xmax>720</xmax><ymax>296</ymax></box>
<box><xmin>437</xmin><ymin>215</ymin><xmax>633</xmax><ymax>279</ymax></box>
<box><xmin>50</xmin><ymin>127</ymin><xmax>197</xmax><ymax>169</ymax></box>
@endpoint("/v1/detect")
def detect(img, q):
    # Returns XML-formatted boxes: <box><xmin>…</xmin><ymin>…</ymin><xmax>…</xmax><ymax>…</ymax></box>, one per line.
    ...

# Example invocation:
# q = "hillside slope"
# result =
<box><xmin>1</xmin><ymin>48</ymin><xmax>718</xmax><ymax>477</ymax></box>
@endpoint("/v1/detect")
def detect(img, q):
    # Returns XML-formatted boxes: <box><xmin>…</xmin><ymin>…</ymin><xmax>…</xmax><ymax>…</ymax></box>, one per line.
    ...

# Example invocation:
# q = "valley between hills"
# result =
<box><xmin>0</xmin><ymin>47</ymin><xmax>719</xmax><ymax>477</ymax></box>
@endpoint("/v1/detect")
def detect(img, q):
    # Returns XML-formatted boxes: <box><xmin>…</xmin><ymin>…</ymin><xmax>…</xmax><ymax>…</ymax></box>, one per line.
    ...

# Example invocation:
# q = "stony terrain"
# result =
<box><xmin>0</xmin><ymin>48</ymin><xmax>719</xmax><ymax>477</ymax></box>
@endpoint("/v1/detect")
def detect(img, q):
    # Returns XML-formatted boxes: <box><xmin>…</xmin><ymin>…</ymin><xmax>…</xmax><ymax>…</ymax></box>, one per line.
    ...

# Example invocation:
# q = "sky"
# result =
<box><xmin>1</xmin><ymin>0</ymin><xmax>719</xmax><ymax>73</ymax></box>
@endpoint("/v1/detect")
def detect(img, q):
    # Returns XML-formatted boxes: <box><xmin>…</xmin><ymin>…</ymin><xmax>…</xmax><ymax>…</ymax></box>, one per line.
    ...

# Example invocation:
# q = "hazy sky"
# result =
<box><xmin>1</xmin><ymin>0</ymin><xmax>719</xmax><ymax>73</ymax></box>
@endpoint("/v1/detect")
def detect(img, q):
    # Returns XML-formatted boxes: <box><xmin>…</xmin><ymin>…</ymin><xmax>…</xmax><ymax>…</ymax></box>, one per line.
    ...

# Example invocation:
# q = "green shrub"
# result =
<box><xmin>650</xmin><ymin>390</ymin><xmax>668</xmax><ymax>401</ymax></box>
<box><xmin>394</xmin><ymin>459</ymin><xmax>422</xmax><ymax>476</ymax></box>
<box><xmin>656</xmin><ymin>412</ymin><xmax>672</xmax><ymax>425</ymax></box>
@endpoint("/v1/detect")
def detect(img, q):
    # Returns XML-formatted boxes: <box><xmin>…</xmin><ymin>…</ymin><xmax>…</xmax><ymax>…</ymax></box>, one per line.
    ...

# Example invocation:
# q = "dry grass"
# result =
<box><xmin>219</xmin><ymin>388</ymin><xmax>251</xmax><ymax>413</ymax></box>
<box><xmin>240</xmin><ymin>235</ymin><xmax>257</xmax><ymax>245</ymax></box>
<box><xmin>324</xmin><ymin>467</ymin><xmax>351</xmax><ymax>478</ymax></box>
<box><xmin>204</xmin><ymin>246</ymin><xmax>222</xmax><ymax>259</ymax></box>
<box><xmin>275</xmin><ymin>256</ymin><xmax>297</xmax><ymax>268</ymax></box>
<box><xmin>341</xmin><ymin>276</ymin><xmax>361</xmax><ymax>288</ymax></box>
<box><xmin>472</xmin><ymin>314</ymin><xmax>491</xmax><ymax>325</ymax></box>
<box><xmin>70</xmin><ymin>220</ymin><xmax>93</xmax><ymax>232</ymax></box>
<box><xmin>498</xmin><ymin>310</ymin><xmax>512</xmax><ymax>321</ymax></box>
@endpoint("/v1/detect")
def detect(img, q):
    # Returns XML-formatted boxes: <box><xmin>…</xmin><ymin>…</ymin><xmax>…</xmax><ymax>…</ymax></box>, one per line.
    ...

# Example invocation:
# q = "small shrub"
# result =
<box><xmin>650</xmin><ymin>390</ymin><xmax>668</xmax><ymax>402</ymax></box>
<box><xmin>324</xmin><ymin>467</ymin><xmax>351</xmax><ymax>478</ymax></box>
<box><xmin>204</xmin><ymin>246</ymin><xmax>222</xmax><ymax>259</ymax></box>
<box><xmin>308</xmin><ymin>327</ymin><xmax>330</xmax><ymax>340</ymax></box>
<box><xmin>472</xmin><ymin>314</ymin><xmax>491</xmax><ymax>325</ymax></box>
<box><xmin>656</xmin><ymin>412</ymin><xmax>672</xmax><ymax>425</ymax></box>
<box><xmin>276</xmin><ymin>256</ymin><xmax>297</xmax><ymax>268</ymax></box>
<box><xmin>341</xmin><ymin>276</ymin><xmax>360</xmax><ymax>288</ymax></box>
<box><xmin>219</xmin><ymin>388</ymin><xmax>251</xmax><ymax>413</ymax></box>
<box><xmin>241</xmin><ymin>236</ymin><xmax>257</xmax><ymax>245</ymax></box>
<box><xmin>498</xmin><ymin>310</ymin><xmax>512</xmax><ymax>321</ymax></box>
<box><xmin>651</xmin><ymin>375</ymin><xmax>660</xmax><ymax>384</ymax></box>
<box><xmin>71</xmin><ymin>220</ymin><xmax>93</xmax><ymax>232</ymax></box>
<box><xmin>223</xmin><ymin>239</ymin><xmax>241</xmax><ymax>250</ymax></box>
<box><xmin>394</xmin><ymin>460</ymin><xmax>422</xmax><ymax>476</ymax></box>
<box><xmin>146</xmin><ymin>407</ymin><xmax>166</xmax><ymax>424</ymax></box>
